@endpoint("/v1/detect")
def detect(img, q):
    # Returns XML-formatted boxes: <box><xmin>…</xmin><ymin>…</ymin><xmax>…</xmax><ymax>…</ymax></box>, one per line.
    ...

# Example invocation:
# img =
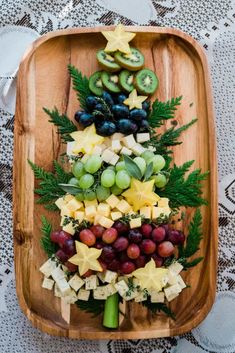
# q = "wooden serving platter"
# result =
<box><xmin>13</xmin><ymin>26</ymin><xmax>218</xmax><ymax>339</ymax></box>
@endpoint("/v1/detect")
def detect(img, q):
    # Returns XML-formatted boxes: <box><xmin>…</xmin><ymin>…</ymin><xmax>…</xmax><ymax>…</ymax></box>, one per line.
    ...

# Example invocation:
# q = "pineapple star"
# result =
<box><xmin>68</xmin><ymin>241</ymin><xmax>103</xmax><ymax>276</ymax></box>
<box><xmin>123</xmin><ymin>89</ymin><xmax>147</xmax><ymax>109</ymax></box>
<box><xmin>122</xmin><ymin>178</ymin><xmax>160</xmax><ymax>211</ymax></box>
<box><xmin>70</xmin><ymin>124</ymin><xmax>104</xmax><ymax>155</ymax></box>
<box><xmin>132</xmin><ymin>259</ymin><xmax>169</xmax><ymax>292</ymax></box>
<box><xmin>102</xmin><ymin>24</ymin><xmax>136</xmax><ymax>54</ymax></box>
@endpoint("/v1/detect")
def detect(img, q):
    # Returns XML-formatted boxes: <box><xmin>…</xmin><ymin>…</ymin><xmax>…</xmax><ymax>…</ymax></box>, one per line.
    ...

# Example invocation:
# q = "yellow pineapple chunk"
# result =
<box><xmin>60</xmin><ymin>206</ymin><xmax>74</xmax><ymax>218</ymax></box>
<box><xmin>139</xmin><ymin>206</ymin><xmax>151</xmax><ymax>219</ymax></box>
<box><xmin>130</xmin><ymin>217</ymin><xmax>142</xmax><ymax>229</ymax></box>
<box><xmin>84</xmin><ymin>199</ymin><xmax>98</xmax><ymax>207</ymax></box>
<box><xmin>97</xmin><ymin>203</ymin><xmax>111</xmax><ymax>217</ymax></box>
<box><xmin>85</xmin><ymin>205</ymin><xmax>97</xmax><ymax>218</ymax></box>
<box><xmin>94</xmin><ymin>214</ymin><xmax>102</xmax><ymax>225</ymax></box>
<box><xmin>116</xmin><ymin>200</ymin><xmax>132</xmax><ymax>213</ymax></box>
<box><xmin>106</xmin><ymin>194</ymin><xmax>120</xmax><ymax>209</ymax></box>
<box><xmin>74</xmin><ymin>211</ymin><xmax>85</xmax><ymax>222</ymax></box>
<box><xmin>111</xmin><ymin>211</ymin><xmax>122</xmax><ymax>221</ymax></box>
<box><xmin>98</xmin><ymin>216</ymin><xmax>114</xmax><ymax>228</ymax></box>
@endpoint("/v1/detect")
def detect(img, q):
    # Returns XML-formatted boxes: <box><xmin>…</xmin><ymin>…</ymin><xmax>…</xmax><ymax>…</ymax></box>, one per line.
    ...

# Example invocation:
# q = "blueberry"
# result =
<box><xmin>129</xmin><ymin>109</ymin><xmax>147</xmax><ymax>121</ymax></box>
<box><xmin>86</xmin><ymin>96</ymin><xmax>99</xmax><ymax>110</ymax></box>
<box><xmin>96</xmin><ymin>121</ymin><xmax>116</xmax><ymax>136</ymax></box>
<box><xmin>79</xmin><ymin>113</ymin><xmax>94</xmax><ymax>127</ymax></box>
<box><xmin>102</xmin><ymin>92</ymin><xmax>114</xmax><ymax>106</ymax></box>
<box><xmin>116</xmin><ymin>94</ymin><xmax>127</xmax><ymax>104</ymax></box>
<box><xmin>112</xmin><ymin>104</ymin><xmax>129</xmax><ymax>119</ymax></box>
<box><xmin>74</xmin><ymin>111</ymin><xmax>84</xmax><ymax>123</ymax></box>
<box><xmin>138</xmin><ymin>119</ymin><xmax>150</xmax><ymax>132</ymax></box>
<box><xmin>142</xmin><ymin>101</ymin><xmax>151</xmax><ymax>111</ymax></box>
<box><xmin>116</xmin><ymin>119</ymin><xmax>138</xmax><ymax>135</ymax></box>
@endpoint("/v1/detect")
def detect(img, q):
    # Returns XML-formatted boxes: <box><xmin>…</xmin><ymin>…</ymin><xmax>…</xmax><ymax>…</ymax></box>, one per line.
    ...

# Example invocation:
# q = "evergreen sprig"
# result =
<box><xmin>28</xmin><ymin>160</ymin><xmax>72</xmax><ymax>210</ymax></box>
<box><xmin>68</xmin><ymin>64</ymin><xmax>91</xmax><ymax>110</ymax></box>
<box><xmin>142</xmin><ymin>298</ymin><xmax>176</xmax><ymax>319</ymax></box>
<box><xmin>76</xmin><ymin>295</ymin><xmax>105</xmax><ymax>317</ymax></box>
<box><xmin>43</xmin><ymin>107</ymin><xmax>77</xmax><ymax>143</ymax></box>
<box><xmin>40</xmin><ymin>216</ymin><xmax>58</xmax><ymax>257</ymax></box>
<box><xmin>158</xmin><ymin>161</ymin><xmax>209</xmax><ymax>209</ymax></box>
<box><xmin>148</xmin><ymin>96</ymin><xmax>182</xmax><ymax>128</ymax></box>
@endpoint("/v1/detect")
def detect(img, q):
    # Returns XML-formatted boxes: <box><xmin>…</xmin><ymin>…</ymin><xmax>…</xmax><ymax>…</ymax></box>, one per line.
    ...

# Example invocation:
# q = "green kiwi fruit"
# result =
<box><xmin>89</xmin><ymin>71</ymin><xmax>104</xmax><ymax>96</ymax></box>
<box><xmin>101</xmin><ymin>71</ymin><xmax>121</xmax><ymax>93</ymax></box>
<box><xmin>135</xmin><ymin>68</ymin><xmax>159</xmax><ymax>95</ymax></box>
<box><xmin>114</xmin><ymin>47</ymin><xmax>144</xmax><ymax>71</ymax></box>
<box><xmin>96</xmin><ymin>49</ymin><xmax>121</xmax><ymax>72</ymax></box>
<box><xmin>119</xmin><ymin>70</ymin><xmax>134</xmax><ymax>93</ymax></box>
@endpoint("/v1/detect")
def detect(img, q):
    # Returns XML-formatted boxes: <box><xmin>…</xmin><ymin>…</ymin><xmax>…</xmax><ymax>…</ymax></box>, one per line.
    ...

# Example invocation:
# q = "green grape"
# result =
<box><xmin>68</xmin><ymin>177</ymin><xmax>80</xmax><ymax>186</ymax></box>
<box><xmin>133</xmin><ymin>157</ymin><xmax>146</xmax><ymax>176</ymax></box>
<box><xmin>84</xmin><ymin>189</ymin><xmax>96</xmax><ymax>200</ymax></box>
<box><xmin>115</xmin><ymin>170</ymin><xmax>131</xmax><ymax>189</ymax></box>
<box><xmin>154</xmin><ymin>173</ymin><xmax>167</xmax><ymax>188</ymax></box>
<box><xmin>101</xmin><ymin>169</ymin><xmax>116</xmax><ymax>188</ymax></box>
<box><xmin>149</xmin><ymin>155</ymin><xmax>166</xmax><ymax>173</ymax></box>
<box><xmin>107</xmin><ymin>165</ymin><xmax>115</xmax><ymax>171</ymax></box>
<box><xmin>111</xmin><ymin>184</ymin><xmax>123</xmax><ymax>195</ymax></box>
<box><xmin>75</xmin><ymin>191</ymin><xmax>85</xmax><ymax>201</ymax></box>
<box><xmin>84</xmin><ymin>155</ymin><xmax>102</xmax><ymax>174</ymax></box>
<box><xmin>79</xmin><ymin>173</ymin><xmax>94</xmax><ymax>189</ymax></box>
<box><xmin>96</xmin><ymin>185</ymin><xmax>111</xmax><ymax>202</ymax></box>
<box><xmin>115</xmin><ymin>161</ymin><xmax>125</xmax><ymax>172</ymax></box>
<box><xmin>72</xmin><ymin>161</ymin><xmax>85</xmax><ymax>178</ymax></box>
<box><xmin>141</xmin><ymin>150</ymin><xmax>155</xmax><ymax>163</ymax></box>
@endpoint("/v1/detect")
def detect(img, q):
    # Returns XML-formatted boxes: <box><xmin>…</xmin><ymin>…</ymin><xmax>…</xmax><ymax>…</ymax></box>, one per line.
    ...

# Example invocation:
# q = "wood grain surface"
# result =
<box><xmin>13</xmin><ymin>26</ymin><xmax>218</xmax><ymax>339</ymax></box>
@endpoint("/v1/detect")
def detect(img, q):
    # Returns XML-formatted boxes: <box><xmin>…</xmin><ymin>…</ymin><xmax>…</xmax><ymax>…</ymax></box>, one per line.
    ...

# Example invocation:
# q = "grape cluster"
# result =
<box><xmin>74</xmin><ymin>92</ymin><xmax>150</xmax><ymax>136</ymax></box>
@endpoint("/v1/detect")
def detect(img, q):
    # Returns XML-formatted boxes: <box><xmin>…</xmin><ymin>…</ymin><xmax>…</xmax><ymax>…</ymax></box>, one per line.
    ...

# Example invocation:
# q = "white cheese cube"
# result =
<box><xmin>97</xmin><ymin>271</ymin><xmax>106</xmax><ymax>283</ymax></box>
<box><xmin>168</xmin><ymin>262</ymin><xmax>184</xmax><ymax>276</ymax></box>
<box><xmin>111</xmin><ymin>211</ymin><xmax>122</xmax><ymax>221</ymax></box>
<box><xmin>139</xmin><ymin>206</ymin><xmax>151</xmax><ymax>219</ymax></box>
<box><xmin>105</xmin><ymin>283</ymin><xmax>118</xmax><ymax>296</ymax></box>
<box><xmin>85</xmin><ymin>205</ymin><xmax>97</xmax><ymax>218</ymax></box>
<box><xmin>60</xmin><ymin>206</ymin><xmax>74</xmax><ymax>217</ymax></box>
<box><xmin>158</xmin><ymin>198</ymin><xmax>169</xmax><ymax>207</ymax></box>
<box><xmin>101</xmin><ymin>149</ymin><xmax>115</xmax><ymax>163</ymax></box>
<box><xmin>111</xmin><ymin>139</ymin><xmax>122</xmax><ymax>153</ymax></box>
<box><xmin>84</xmin><ymin>199</ymin><xmax>98</xmax><ymax>207</ymax></box>
<box><xmin>77</xmin><ymin>289</ymin><xmax>90</xmax><ymax>301</ymax></box>
<box><xmin>114</xmin><ymin>280</ymin><xmax>129</xmax><ymax>297</ymax></box>
<box><xmin>109</xmin><ymin>153</ymin><xmax>120</xmax><ymax>166</ymax></box>
<box><xmin>93</xmin><ymin>286</ymin><xmax>108</xmax><ymax>300</ymax></box>
<box><xmin>120</xmin><ymin>146</ymin><xmax>132</xmax><ymax>156</ymax></box>
<box><xmin>131</xmin><ymin>144</ymin><xmax>146</xmax><ymax>156</ymax></box>
<box><xmin>68</xmin><ymin>274</ymin><xmax>84</xmax><ymax>292</ymax></box>
<box><xmin>162</xmin><ymin>273</ymin><xmax>170</xmax><ymax>287</ymax></box>
<box><xmin>151</xmin><ymin>291</ymin><xmax>165</xmax><ymax>303</ymax></box>
<box><xmin>63</xmin><ymin>289</ymin><xmax>78</xmax><ymax>304</ymax></box>
<box><xmin>167</xmin><ymin>272</ymin><xmax>178</xmax><ymax>286</ymax></box>
<box><xmin>42</xmin><ymin>277</ymin><xmax>54</xmax><ymax>290</ymax></box>
<box><xmin>106</xmin><ymin>194</ymin><xmax>120</xmax><ymax>209</ymax></box>
<box><xmin>92</xmin><ymin>145</ymin><xmax>103</xmax><ymax>156</ymax></box>
<box><xmin>164</xmin><ymin>284</ymin><xmax>182</xmax><ymax>302</ymax></box>
<box><xmin>122</xmin><ymin>289</ymin><xmax>139</xmax><ymax>301</ymax></box>
<box><xmin>98</xmin><ymin>216</ymin><xmax>114</xmax><ymax>228</ymax></box>
<box><xmin>66</xmin><ymin>198</ymin><xmax>83</xmax><ymax>212</ymax></box>
<box><xmin>129</xmin><ymin>217</ymin><xmax>142</xmax><ymax>229</ymax></box>
<box><xmin>62</xmin><ymin>222</ymin><xmax>75</xmax><ymax>235</ymax></box>
<box><xmin>55</xmin><ymin>197</ymin><xmax>66</xmax><ymax>210</ymax></box>
<box><xmin>135</xmin><ymin>291</ymin><xmax>148</xmax><ymax>302</ymax></box>
<box><xmin>51</xmin><ymin>267</ymin><xmax>66</xmax><ymax>282</ymax></box>
<box><xmin>67</xmin><ymin>141</ymin><xmax>77</xmax><ymax>156</ymax></box>
<box><xmin>85</xmin><ymin>275</ymin><xmax>98</xmax><ymax>290</ymax></box>
<box><xmin>177</xmin><ymin>275</ymin><xmax>187</xmax><ymax>289</ymax></box>
<box><xmin>97</xmin><ymin>203</ymin><xmax>110</xmax><ymax>217</ymax></box>
<box><xmin>122</xmin><ymin>134</ymin><xmax>136</xmax><ymax>149</ymax></box>
<box><xmin>56</xmin><ymin>278</ymin><xmax>71</xmax><ymax>296</ymax></box>
<box><xmin>94</xmin><ymin>214</ymin><xmax>102</xmax><ymax>225</ymax></box>
<box><xmin>39</xmin><ymin>259</ymin><xmax>57</xmax><ymax>278</ymax></box>
<box><xmin>118</xmin><ymin>276</ymin><xmax>128</xmax><ymax>283</ymax></box>
<box><xmin>64</xmin><ymin>194</ymin><xmax>74</xmax><ymax>202</ymax></box>
<box><xmin>136</xmin><ymin>133</ymin><xmax>150</xmax><ymax>143</ymax></box>
<box><xmin>116</xmin><ymin>200</ymin><xmax>132</xmax><ymax>213</ymax></box>
<box><xmin>74</xmin><ymin>211</ymin><xmax>85</xmax><ymax>222</ymax></box>
<box><xmin>54</xmin><ymin>283</ymin><xmax>62</xmax><ymax>297</ymax></box>
<box><xmin>111</xmin><ymin>132</ymin><xmax>124</xmax><ymax>141</ymax></box>
<box><xmin>104</xmin><ymin>270</ymin><xmax>118</xmax><ymax>284</ymax></box>
<box><xmin>152</xmin><ymin>207</ymin><xmax>164</xmax><ymax>219</ymax></box>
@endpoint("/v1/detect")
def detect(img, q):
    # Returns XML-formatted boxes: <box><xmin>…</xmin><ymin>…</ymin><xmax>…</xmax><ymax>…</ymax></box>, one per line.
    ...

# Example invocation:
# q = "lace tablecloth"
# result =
<box><xmin>0</xmin><ymin>1</ymin><xmax>235</xmax><ymax>352</ymax></box>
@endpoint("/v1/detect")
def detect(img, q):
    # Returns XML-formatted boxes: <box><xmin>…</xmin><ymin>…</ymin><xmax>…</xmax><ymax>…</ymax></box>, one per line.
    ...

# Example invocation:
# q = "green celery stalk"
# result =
<box><xmin>103</xmin><ymin>293</ymin><xmax>119</xmax><ymax>328</ymax></box>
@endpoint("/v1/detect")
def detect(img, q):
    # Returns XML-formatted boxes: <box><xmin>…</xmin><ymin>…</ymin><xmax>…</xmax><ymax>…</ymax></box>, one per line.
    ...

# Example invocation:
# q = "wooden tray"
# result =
<box><xmin>13</xmin><ymin>26</ymin><xmax>218</xmax><ymax>339</ymax></box>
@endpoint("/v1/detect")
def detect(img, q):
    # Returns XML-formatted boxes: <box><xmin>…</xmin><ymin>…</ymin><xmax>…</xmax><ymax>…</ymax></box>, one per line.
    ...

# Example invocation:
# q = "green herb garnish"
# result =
<box><xmin>40</xmin><ymin>216</ymin><xmax>58</xmax><ymax>257</ymax></box>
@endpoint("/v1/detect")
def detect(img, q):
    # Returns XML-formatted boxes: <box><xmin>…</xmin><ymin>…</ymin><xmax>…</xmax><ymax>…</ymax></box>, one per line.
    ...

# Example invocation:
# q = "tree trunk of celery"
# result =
<box><xmin>103</xmin><ymin>293</ymin><xmax>119</xmax><ymax>328</ymax></box>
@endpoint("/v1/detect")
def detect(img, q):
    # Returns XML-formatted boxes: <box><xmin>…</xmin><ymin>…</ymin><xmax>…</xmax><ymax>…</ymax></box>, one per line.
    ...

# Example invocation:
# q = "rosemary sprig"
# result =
<box><xmin>40</xmin><ymin>216</ymin><xmax>58</xmax><ymax>257</ymax></box>
<box><xmin>68</xmin><ymin>64</ymin><xmax>91</xmax><ymax>110</ymax></box>
<box><xmin>76</xmin><ymin>294</ymin><xmax>105</xmax><ymax>317</ymax></box>
<box><xmin>148</xmin><ymin>96</ymin><xmax>182</xmax><ymax>128</ymax></box>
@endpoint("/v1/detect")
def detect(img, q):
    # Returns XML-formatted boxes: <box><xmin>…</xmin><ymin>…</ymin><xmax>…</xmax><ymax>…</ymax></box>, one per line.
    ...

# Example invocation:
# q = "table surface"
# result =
<box><xmin>0</xmin><ymin>1</ymin><xmax>235</xmax><ymax>352</ymax></box>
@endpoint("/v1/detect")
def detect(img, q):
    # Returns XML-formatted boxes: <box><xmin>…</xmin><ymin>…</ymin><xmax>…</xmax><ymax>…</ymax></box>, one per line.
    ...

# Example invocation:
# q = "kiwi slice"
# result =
<box><xmin>135</xmin><ymin>68</ymin><xmax>159</xmax><ymax>95</ymax></box>
<box><xmin>114</xmin><ymin>47</ymin><xmax>144</xmax><ymax>71</ymax></box>
<box><xmin>119</xmin><ymin>70</ymin><xmax>134</xmax><ymax>93</ymax></box>
<box><xmin>89</xmin><ymin>71</ymin><xmax>104</xmax><ymax>96</ymax></box>
<box><xmin>96</xmin><ymin>49</ymin><xmax>121</xmax><ymax>72</ymax></box>
<box><xmin>101</xmin><ymin>71</ymin><xmax>121</xmax><ymax>93</ymax></box>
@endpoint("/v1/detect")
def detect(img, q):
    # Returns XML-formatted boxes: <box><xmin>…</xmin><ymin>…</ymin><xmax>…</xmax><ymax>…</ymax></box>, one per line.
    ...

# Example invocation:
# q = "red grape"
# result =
<box><xmin>64</xmin><ymin>261</ymin><xmax>78</xmax><ymax>272</ymax></box>
<box><xmin>50</xmin><ymin>230</ymin><xmax>61</xmax><ymax>243</ymax></box>
<box><xmin>113</xmin><ymin>221</ymin><xmax>129</xmax><ymax>234</ymax></box>
<box><xmin>118</xmin><ymin>251</ymin><xmax>130</xmax><ymax>263</ymax></box>
<box><xmin>90</xmin><ymin>225</ymin><xmax>105</xmax><ymax>238</ymax></box>
<box><xmin>79</xmin><ymin>229</ymin><xmax>96</xmax><ymax>246</ymax></box>
<box><xmin>121</xmin><ymin>261</ymin><xmax>136</xmax><ymax>274</ymax></box>
<box><xmin>128</xmin><ymin>229</ymin><xmax>142</xmax><ymax>244</ymax></box>
<box><xmin>140</xmin><ymin>239</ymin><xmax>156</xmax><ymax>254</ymax></box>
<box><xmin>127</xmin><ymin>244</ymin><xmax>140</xmax><ymax>259</ymax></box>
<box><xmin>102</xmin><ymin>228</ymin><xmax>118</xmax><ymax>244</ymax></box>
<box><xmin>162</xmin><ymin>224</ymin><xmax>170</xmax><ymax>233</ymax></box>
<box><xmin>98</xmin><ymin>259</ymin><xmax>107</xmax><ymax>271</ymax></box>
<box><xmin>135</xmin><ymin>255</ymin><xmax>147</xmax><ymax>268</ymax></box>
<box><xmin>140</xmin><ymin>223</ymin><xmax>152</xmax><ymax>238</ymax></box>
<box><xmin>62</xmin><ymin>239</ymin><xmax>76</xmax><ymax>257</ymax></box>
<box><xmin>101</xmin><ymin>246</ymin><xmax>116</xmax><ymax>263</ymax></box>
<box><xmin>55</xmin><ymin>249</ymin><xmax>68</xmax><ymax>263</ymax></box>
<box><xmin>167</xmin><ymin>230</ymin><xmax>185</xmax><ymax>245</ymax></box>
<box><xmin>113</xmin><ymin>237</ymin><xmax>129</xmax><ymax>252</ymax></box>
<box><xmin>151</xmin><ymin>253</ymin><xmax>164</xmax><ymax>267</ymax></box>
<box><xmin>82</xmin><ymin>269</ymin><xmax>94</xmax><ymax>278</ymax></box>
<box><xmin>57</xmin><ymin>231</ymin><xmax>72</xmax><ymax>247</ymax></box>
<box><xmin>157</xmin><ymin>241</ymin><xmax>175</xmax><ymax>257</ymax></box>
<box><xmin>151</xmin><ymin>226</ymin><xmax>166</xmax><ymax>243</ymax></box>
<box><xmin>95</xmin><ymin>241</ymin><xmax>105</xmax><ymax>249</ymax></box>
<box><xmin>108</xmin><ymin>259</ymin><xmax>121</xmax><ymax>271</ymax></box>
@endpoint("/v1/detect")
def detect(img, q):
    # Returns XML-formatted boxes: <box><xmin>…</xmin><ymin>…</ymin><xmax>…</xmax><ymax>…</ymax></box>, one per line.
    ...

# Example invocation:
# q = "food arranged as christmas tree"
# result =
<box><xmin>29</xmin><ymin>24</ymin><xmax>208</xmax><ymax>328</ymax></box>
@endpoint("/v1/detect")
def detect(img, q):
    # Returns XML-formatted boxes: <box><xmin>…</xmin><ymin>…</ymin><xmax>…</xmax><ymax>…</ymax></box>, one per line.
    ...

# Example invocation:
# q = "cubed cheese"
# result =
<box><xmin>167</xmin><ymin>272</ymin><xmax>178</xmax><ymax>286</ymax></box>
<box><xmin>56</xmin><ymin>278</ymin><xmax>71</xmax><ymax>296</ymax></box>
<box><xmin>111</xmin><ymin>211</ymin><xmax>122</xmax><ymax>221</ymax></box>
<box><xmin>55</xmin><ymin>197</ymin><xmax>66</xmax><ymax>210</ymax></box>
<box><xmin>67</xmin><ymin>141</ymin><xmax>77</xmax><ymax>156</ymax></box>
<box><xmin>60</xmin><ymin>206</ymin><xmax>74</xmax><ymax>217</ymax></box>
<box><xmin>128</xmin><ymin>209</ymin><xmax>135</xmax><ymax>216</ymax></box>
<box><xmin>62</xmin><ymin>222</ymin><xmax>75</xmax><ymax>235</ymax></box>
<box><xmin>136</xmin><ymin>133</ymin><xmax>150</xmax><ymax>143</ymax></box>
<box><xmin>104</xmin><ymin>270</ymin><xmax>118</xmax><ymax>284</ymax></box>
<box><xmin>84</xmin><ymin>199</ymin><xmax>98</xmax><ymax>207</ymax></box>
<box><xmin>135</xmin><ymin>291</ymin><xmax>148</xmax><ymax>302</ymax></box>
<box><xmin>122</xmin><ymin>289</ymin><xmax>139</xmax><ymax>301</ymax></box>
<box><xmin>164</xmin><ymin>284</ymin><xmax>182</xmax><ymax>302</ymax></box>
<box><xmin>51</xmin><ymin>267</ymin><xmax>66</xmax><ymax>282</ymax></box>
<box><xmin>106</xmin><ymin>194</ymin><xmax>120</xmax><ymax>209</ymax></box>
<box><xmin>111</xmin><ymin>132</ymin><xmax>124</xmax><ymax>140</ymax></box>
<box><xmin>85</xmin><ymin>275</ymin><xmax>98</xmax><ymax>290</ymax></box>
<box><xmin>97</xmin><ymin>203</ymin><xmax>110</xmax><ymax>217</ymax></box>
<box><xmin>54</xmin><ymin>283</ymin><xmax>62</xmax><ymax>297</ymax></box>
<box><xmin>151</xmin><ymin>291</ymin><xmax>165</xmax><ymax>303</ymax></box>
<box><xmin>64</xmin><ymin>194</ymin><xmax>74</xmax><ymax>202</ymax></box>
<box><xmin>39</xmin><ymin>259</ymin><xmax>57</xmax><ymax>278</ymax></box>
<box><xmin>130</xmin><ymin>217</ymin><xmax>142</xmax><ymax>229</ymax></box>
<box><xmin>168</xmin><ymin>262</ymin><xmax>183</xmax><ymax>275</ymax></box>
<box><xmin>152</xmin><ymin>206</ymin><xmax>164</xmax><ymax>219</ymax></box>
<box><xmin>158</xmin><ymin>198</ymin><xmax>169</xmax><ymax>207</ymax></box>
<box><xmin>111</xmin><ymin>140</ymin><xmax>122</xmax><ymax>153</ymax></box>
<box><xmin>105</xmin><ymin>283</ymin><xmax>118</xmax><ymax>296</ymax></box>
<box><xmin>92</xmin><ymin>145</ymin><xmax>103</xmax><ymax>156</ymax></box>
<box><xmin>68</xmin><ymin>274</ymin><xmax>85</xmax><ymax>292</ymax></box>
<box><xmin>114</xmin><ymin>280</ymin><xmax>129</xmax><ymax>297</ymax></box>
<box><xmin>139</xmin><ymin>206</ymin><xmax>151</xmax><ymax>219</ymax></box>
<box><xmin>98</xmin><ymin>216</ymin><xmax>114</xmax><ymax>228</ymax></box>
<box><xmin>101</xmin><ymin>149</ymin><xmax>115</xmax><ymax>163</ymax></box>
<box><xmin>109</xmin><ymin>153</ymin><xmax>120</xmax><ymax>166</ymax></box>
<box><xmin>97</xmin><ymin>271</ymin><xmax>106</xmax><ymax>283</ymax></box>
<box><xmin>131</xmin><ymin>144</ymin><xmax>146</xmax><ymax>156</ymax></box>
<box><xmin>42</xmin><ymin>277</ymin><xmax>54</xmax><ymax>290</ymax></box>
<box><xmin>77</xmin><ymin>289</ymin><xmax>90</xmax><ymax>301</ymax></box>
<box><xmin>116</xmin><ymin>200</ymin><xmax>132</xmax><ymax>213</ymax></box>
<box><xmin>177</xmin><ymin>275</ymin><xmax>187</xmax><ymax>289</ymax></box>
<box><xmin>74</xmin><ymin>211</ymin><xmax>85</xmax><ymax>222</ymax></box>
<box><xmin>94</xmin><ymin>214</ymin><xmax>102</xmax><ymax>225</ymax></box>
<box><xmin>93</xmin><ymin>286</ymin><xmax>108</xmax><ymax>300</ymax></box>
<box><xmin>103</xmin><ymin>137</ymin><xmax>111</xmax><ymax>147</ymax></box>
<box><xmin>122</xmin><ymin>134</ymin><xmax>136</xmax><ymax>149</ymax></box>
<box><xmin>63</xmin><ymin>289</ymin><xmax>78</xmax><ymax>304</ymax></box>
<box><xmin>120</xmin><ymin>146</ymin><xmax>132</xmax><ymax>156</ymax></box>
<box><xmin>85</xmin><ymin>205</ymin><xmax>97</xmax><ymax>218</ymax></box>
<box><xmin>66</xmin><ymin>198</ymin><xmax>83</xmax><ymax>211</ymax></box>
<box><xmin>162</xmin><ymin>206</ymin><xmax>171</xmax><ymax>216</ymax></box>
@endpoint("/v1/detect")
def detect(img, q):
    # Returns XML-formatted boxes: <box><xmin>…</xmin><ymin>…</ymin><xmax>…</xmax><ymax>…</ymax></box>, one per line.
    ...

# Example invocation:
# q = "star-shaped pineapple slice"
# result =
<box><xmin>70</xmin><ymin>124</ymin><xmax>104</xmax><ymax>155</ymax></box>
<box><xmin>122</xmin><ymin>178</ymin><xmax>160</xmax><ymax>211</ymax></box>
<box><xmin>123</xmin><ymin>89</ymin><xmax>148</xmax><ymax>109</ymax></box>
<box><xmin>132</xmin><ymin>259</ymin><xmax>169</xmax><ymax>292</ymax></box>
<box><xmin>68</xmin><ymin>241</ymin><xmax>103</xmax><ymax>276</ymax></box>
<box><xmin>101</xmin><ymin>24</ymin><xmax>136</xmax><ymax>54</ymax></box>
